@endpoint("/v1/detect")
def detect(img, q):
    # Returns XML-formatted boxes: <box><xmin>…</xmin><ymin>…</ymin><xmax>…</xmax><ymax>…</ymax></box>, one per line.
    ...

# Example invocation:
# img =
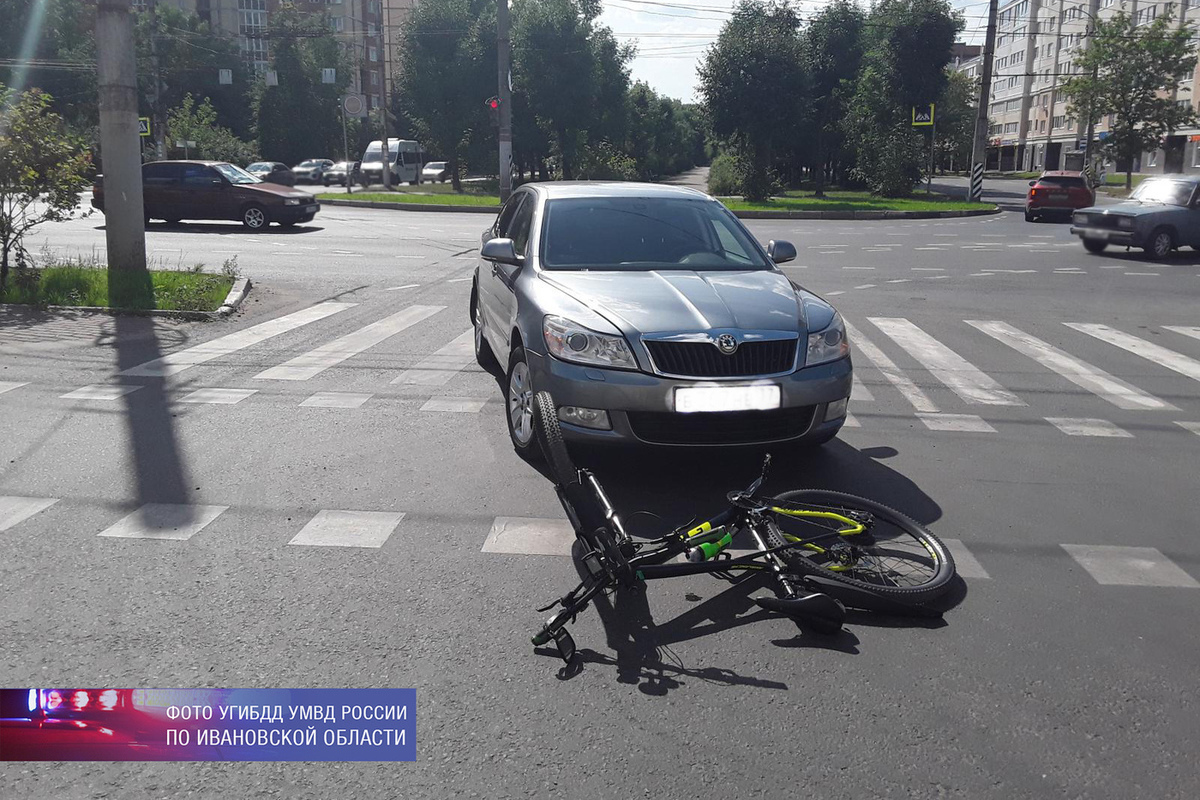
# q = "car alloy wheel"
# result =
<box><xmin>1149</xmin><ymin>228</ymin><xmax>1173</xmax><ymax>260</ymax></box>
<box><xmin>508</xmin><ymin>359</ymin><xmax>534</xmax><ymax>447</ymax></box>
<box><xmin>242</xmin><ymin>206</ymin><xmax>267</xmax><ymax>230</ymax></box>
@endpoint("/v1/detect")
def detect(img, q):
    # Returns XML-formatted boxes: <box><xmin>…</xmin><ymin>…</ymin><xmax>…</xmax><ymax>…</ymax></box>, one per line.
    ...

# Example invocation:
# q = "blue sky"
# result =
<box><xmin>598</xmin><ymin>0</ymin><xmax>991</xmax><ymax>103</ymax></box>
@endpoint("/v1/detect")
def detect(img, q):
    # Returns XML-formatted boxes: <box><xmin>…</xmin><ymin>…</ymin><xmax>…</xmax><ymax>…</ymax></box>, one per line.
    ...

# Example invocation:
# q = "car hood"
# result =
<box><xmin>1080</xmin><ymin>201</ymin><xmax>1174</xmax><ymax>216</ymax></box>
<box><xmin>537</xmin><ymin>269</ymin><xmax>806</xmax><ymax>335</ymax></box>
<box><xmin>240</xmin><ymin>183</ymin><xmax>313</xmax><ymax>200</ymax></box>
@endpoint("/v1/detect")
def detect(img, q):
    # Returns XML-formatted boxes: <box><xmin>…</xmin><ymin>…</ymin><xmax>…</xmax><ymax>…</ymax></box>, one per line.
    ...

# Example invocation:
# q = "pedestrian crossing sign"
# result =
<box><xmin>912</xmin><ymin>104</ymin><xmax>935</xmax><ymax>127</ymax></box>
<box><xmin>138</xmin><ymin>117</ymin><xmax>151</xmax><ymax>137</ymax></box>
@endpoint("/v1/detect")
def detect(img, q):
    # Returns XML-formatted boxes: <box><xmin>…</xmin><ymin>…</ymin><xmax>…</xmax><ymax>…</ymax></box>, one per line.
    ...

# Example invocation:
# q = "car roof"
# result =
<box><xmin>523</xmin><ymin>181</ymin><xmax>710</xmax><ymax>200</ymax></box>
<box><xmin>146</xmin><ymin>160</ymin><xmax>228</xmax><ymax>166</ymax></box>
<box><xmin>1039</xmin><ymin>170</ymin><xmax>1084</xmax><ymax>177</ymax></box>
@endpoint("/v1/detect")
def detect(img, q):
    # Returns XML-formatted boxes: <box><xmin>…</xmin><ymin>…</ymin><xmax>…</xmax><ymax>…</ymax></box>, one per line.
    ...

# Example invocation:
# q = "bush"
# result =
<box><xmin>707</xmin><ymin>153</ymin><xmax>740</xmax><ymax>195</ymax></box>
<box><xmin>850</xmin><ymin>125</ymin><xmax>924</xmax><ymax>197</ymax></box>
<box><xmin>575</xmin><ymin>141</ymin><xmax>639</xmax><ymax>181</ymax></box>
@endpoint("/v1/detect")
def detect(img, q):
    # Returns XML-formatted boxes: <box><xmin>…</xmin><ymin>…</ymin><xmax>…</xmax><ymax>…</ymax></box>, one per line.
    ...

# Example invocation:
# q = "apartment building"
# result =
<box><xmin>169</xmin><ymin>0</ymin><xmax>401</xmax><ymax>110</ymax></box>
<box><xmin>962</xmin><ymin>0</ymin><xmax>1200</xmax><ymax>174</ymax></box>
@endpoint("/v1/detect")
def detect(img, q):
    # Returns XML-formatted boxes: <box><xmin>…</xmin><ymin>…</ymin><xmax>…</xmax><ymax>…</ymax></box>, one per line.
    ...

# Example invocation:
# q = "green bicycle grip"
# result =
<box><xmin>686</xmin><ymin>531</ymin><xmax>733</xmax><ymax>563</ymax></box>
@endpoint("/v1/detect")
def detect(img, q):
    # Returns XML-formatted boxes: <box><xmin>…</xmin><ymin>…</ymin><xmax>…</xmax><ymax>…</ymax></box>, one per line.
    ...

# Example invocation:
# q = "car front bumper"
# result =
<box><xmin>1070</xmin><ymin>226</ymin><xmax>1136</xmax><ymax>246</ymax></box>
<box><xmin>527</xmin><ymin>350</ymin><xmax>853</xmax><ymax>447</ymax></box>
<box><xmin>274</xmin><ymin>202</ymin><xmax>320</xmax><ymax>223</ymax></box>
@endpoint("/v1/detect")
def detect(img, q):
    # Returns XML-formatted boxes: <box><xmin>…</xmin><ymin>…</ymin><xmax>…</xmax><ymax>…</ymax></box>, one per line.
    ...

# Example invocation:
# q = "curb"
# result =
<box><xmin>1</xmin><ymin>277</ymin><xmax>253</xmax><ymax>322</ymax></box>
<box><xmin>319</xmin><ymin>197</ymin><xmax>1000</xmax><ymax>220</ymax></box>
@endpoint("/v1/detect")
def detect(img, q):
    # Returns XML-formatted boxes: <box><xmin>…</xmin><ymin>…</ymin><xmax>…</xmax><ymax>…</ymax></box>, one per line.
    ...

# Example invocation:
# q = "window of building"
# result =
<box><xmin>370</xmin><ymin>70</ymin><xmax>379</xmax><ymax>87</ymax></box>
<box><xmin>332</xmin><ymin>16</ymin><xmax>344</xmax><ymax>32</ymax></box>
<box><xmin>369</xmin><ymin>46</ymin><xmax>378</xmax><ymax>61</ymax></box>
<box><xmin>1149</xmin><ymin>150</ymin><xmax>1159</xmax><ymax>167</ymax></box>
<box><xmin>1193</xmin><ymin>142</ymin><xmax>1200</xmax><ymax>167</ymax></box>
<box><xmin>1053</xmin><ymin>115</ymin><xmax>1066</xmax><ymax>129</ymax></box>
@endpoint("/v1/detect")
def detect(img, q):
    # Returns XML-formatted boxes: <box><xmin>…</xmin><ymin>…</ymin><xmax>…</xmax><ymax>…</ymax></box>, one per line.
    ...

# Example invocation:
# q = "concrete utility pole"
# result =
<box><xmin>1082</xmin><ymin>0</ymin><xmax>1101</xmax><ymax>178</ymax></box>
<box><xmin>379</xmin><ymin>15</ymin><xmax>392</xmax><ymax>191</ymax></box>
<box><xmin>96</xmin><ymin>0</ymin><xmax>147</xmax><ymax>277</ymax></box>
<box><xmin>969</xmin><ymin>0</ymin><xmax>999</xmax><ymax>201</ymax></box>
<box><xmin>146</xmin><ymin>0</ymin><xmax>167</xmax><ymax>159</ymax></box>
<box><xmin>1043</xmin><ymin>0</ymin><xmax>1067</xmax><ymax>170</ymax></box>
<box><xmin>497</xmin><ymin>0</ymin><xmax>513</xmax><ymax>203</ymax></box>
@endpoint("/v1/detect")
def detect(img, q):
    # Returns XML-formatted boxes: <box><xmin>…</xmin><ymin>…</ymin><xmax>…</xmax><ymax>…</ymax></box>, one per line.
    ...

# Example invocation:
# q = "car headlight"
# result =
<box><xmin>284</xmin><ymin>198</ymin><xmax>301</xmax><ymax>206</ymax></box>
<box><xmin>1073</xmin><ymin>212</ymin><xmax>1088</xmax><ymax>225</ymax></box>
<box><xmin>1117</xmin><ymin>216</ymin><xmax>1134</xmax><ymax>230</ymax></box>
<box><xmin>806</xmin><ymin>311</ymin><xmax>849</xmax><ymax>366</ymax></box>
<box><xmin>543</xmin><ymin>315</ymin><xmax>637</xmax><ymax>370</ymax></box>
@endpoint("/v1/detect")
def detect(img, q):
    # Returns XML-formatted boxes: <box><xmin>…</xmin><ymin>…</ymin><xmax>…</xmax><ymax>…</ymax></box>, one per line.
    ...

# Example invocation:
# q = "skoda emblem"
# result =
<box><xmin>716</xmin><ymin>334</ymin><xmax>738</xmax><ymax>355</ymax></box>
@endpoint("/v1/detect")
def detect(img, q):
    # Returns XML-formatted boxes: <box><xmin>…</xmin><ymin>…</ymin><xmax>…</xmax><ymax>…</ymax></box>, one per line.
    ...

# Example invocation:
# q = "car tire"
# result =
<box><xmin>241</xmin><ymin>204</ymin><xmax>269</xmax><ymax>231</ymax></box>
<box><xmin>505</xmin><ymin>345</ymin><xmax>542</xmax><ymax>462</ymax></box>
<box><xmin>1024</xmin><ymin>209</ymin><xmax>1035</xmax><ymax>222</ymax></box>
<box><xmin>470</xmin><ymin>284</ymin><xmax>499</xmax><ymax>372</ymax></box>
<box><xmin>1144</xmin><ymin>227</ymin><xmax>1173</xmax><ymax>260</ymax></box>
<box><xmin>1082</xmin><ymin>239</ymin><xmax>1108</xmax><ymax>253</ymax></box>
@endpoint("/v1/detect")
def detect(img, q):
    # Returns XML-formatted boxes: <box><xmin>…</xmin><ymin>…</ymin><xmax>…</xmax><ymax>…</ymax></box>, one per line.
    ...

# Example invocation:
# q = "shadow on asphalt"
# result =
<box><xmin>95</xmin><ymin>222</ymin><xmax>323</xmax><ymax>235</ymax></box>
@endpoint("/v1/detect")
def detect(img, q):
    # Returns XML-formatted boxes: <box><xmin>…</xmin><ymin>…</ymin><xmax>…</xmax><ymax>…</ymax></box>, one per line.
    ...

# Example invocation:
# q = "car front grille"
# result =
<box><xmin>1084</xmin><ymin>213</ymin><xmax>1124</xmax><ymax>229</ymax></box>
<box><xmin>627</xmin><ymin>406</ymin><xmax>816</xmax><ymax>445</ymax></box>
<box><xmin>644</xmin><ymin>338</ymin><xmax>797</xmax><ymax>378</ymax></box>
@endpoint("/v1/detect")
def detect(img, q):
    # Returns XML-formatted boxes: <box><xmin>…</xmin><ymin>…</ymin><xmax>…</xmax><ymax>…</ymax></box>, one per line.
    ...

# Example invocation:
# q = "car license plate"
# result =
<box><xmin>674</xmin><ymin>385</ymin><xmax>781</xmax><ymax>413</ymax></box>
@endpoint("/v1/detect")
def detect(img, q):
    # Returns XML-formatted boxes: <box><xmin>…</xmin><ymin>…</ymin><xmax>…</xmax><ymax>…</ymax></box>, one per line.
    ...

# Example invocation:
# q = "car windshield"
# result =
<box><xmin>425</xmin><ymin>162</ymin><xmax>446</xmax><ymax>169</ymax></box>
<box><xmin>247</xmin><ymin>163</ymin><xmax>270</xmax><ymax>172</ymax></box>
<box><xmin>213</xmin><ymin>163</ymin><xmax>260</xmax><ymax>184</ymax></box>
<box><xmin>1130</xmin><ymin>179</ymin><xmax>1195</xmax><ymax>206</ymax></box>
<box><xmin>541</xmin><ymin>197</ymin><xmax>772</xmax><ymax>271</ymax></box>
<box><xmin>298</xmin><ymin>161</ymin><xmax>320</xmax><ymax>168</ymax></box>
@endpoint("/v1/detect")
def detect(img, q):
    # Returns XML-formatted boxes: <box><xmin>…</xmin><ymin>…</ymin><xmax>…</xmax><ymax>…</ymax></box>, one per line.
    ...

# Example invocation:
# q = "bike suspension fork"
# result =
<box><xmin>747</xmin><ymin>524</ymin><xmax>804</xmax><ymax>599</ymax></box>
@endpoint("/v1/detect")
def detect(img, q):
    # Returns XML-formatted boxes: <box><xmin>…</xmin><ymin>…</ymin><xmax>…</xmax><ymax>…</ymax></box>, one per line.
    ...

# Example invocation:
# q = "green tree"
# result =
<box><xmin>397</xmin><ymin>0</ymin><xmax>495</xmax><ymax>191</ymax></box>
<box><xmin>935</xmin><ymin>69</ymin><xmax>976</xmax><ymax>172</ymax></box>
<box><xmin>0</xmin><ymin>0</ymin><xmax>98</xmax><ymax>134</ymax></box>
<box><xmin>802</xmin><ymin>0</ymin><xmax>865</xmax><ymax>195</ymax></box>
<box><xmin>0</xmin><ymin>86</ymin><xmax>90</xmax><ymax>293</ymax></box>
<box><xmin>698</xmin><ymin>1</ymin><xmax>806</xmax><ymax>201</ymax></box>
<box><xmin>253</xmin><ymin>5</ymin><xmax>350</xmax><ymax>166</ymax></box>
<box><xmin>844</xmin><ymin>0</ymin><xmax>960</xmax><ymax>196</ymax></box>
<box><xmin>1061</xmin><ymin>11</ymin><xmax>1197</xmax><ymax>189</ymax></box>
<box><xmin>167</xmin><ymin>95</ymin><xmax>257</xmax><ymax>164</ymax></box>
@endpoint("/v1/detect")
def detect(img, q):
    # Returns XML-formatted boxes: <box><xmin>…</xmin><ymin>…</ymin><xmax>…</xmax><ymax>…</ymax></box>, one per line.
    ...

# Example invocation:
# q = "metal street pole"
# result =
<box><xmin>96</xmin><ymin>0</ymin><xmax>146</xmax><ymax>279</ymax></box>
<box><xmin>969</xmin><ymin>0</ymin><xmax>999</xmax><ymax>201</ymax></box>
<box><xmin>497</xmin><ymin>0</ymin><xmax>513</xmax><ymax>203</ymax></box>
<box><xmin>342</xmin><ymin>104</ymin><xmax>353</xmax><ymax>195</ymax></box>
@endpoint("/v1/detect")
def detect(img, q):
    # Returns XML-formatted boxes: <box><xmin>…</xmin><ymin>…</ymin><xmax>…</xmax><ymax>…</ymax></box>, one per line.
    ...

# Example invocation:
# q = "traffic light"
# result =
<box><xmin>487</xmin><ymin>96</ymin><xmax>500</xmax><ymax>127</ymax></box>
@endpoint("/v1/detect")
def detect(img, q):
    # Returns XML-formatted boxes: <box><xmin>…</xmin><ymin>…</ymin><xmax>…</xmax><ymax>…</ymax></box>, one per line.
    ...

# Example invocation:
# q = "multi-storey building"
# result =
<box><xmin>963</xmin><ymin>0</ymin><xmax>1200</xmax><ymax>174</ymax></box>
<box><xmin>171</xmin><ymin>0</ymin><xmax>402</xmax><ymax>110</ymax></box>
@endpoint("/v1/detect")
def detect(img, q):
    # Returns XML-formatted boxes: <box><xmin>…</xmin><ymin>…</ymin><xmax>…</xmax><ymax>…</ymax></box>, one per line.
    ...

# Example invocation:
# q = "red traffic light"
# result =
<box><xmin>488</xmin><ymin>98</ymin><xmax>500</xmax><ymax>109</ymax></box>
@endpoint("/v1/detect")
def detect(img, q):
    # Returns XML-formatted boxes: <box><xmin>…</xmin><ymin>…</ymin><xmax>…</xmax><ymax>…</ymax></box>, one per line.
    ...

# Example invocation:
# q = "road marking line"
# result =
<box><xmin>914</xmin><ymin>247</ymin><xmax>947</xmax><ymax>251</ymax></box>
<box><xmin>1124</xmin><ymin>272</ymin><xmax>1158</xmax><ymax>276</ymax></box>
<box><xmin>842</xmin><ymin>320</ymin><xmax>939</xmax><ymax>413</ymax></box>
<box><xmin>256</xmin><ymin>305</ymin><xmax>444</xmax><ymax>381</ymax></box>
<box><xmin>1061</xmin><ymin>545</ymin><xmax>1199</xmax><ymax>587</ymax></box>
<box><xmin>384</xmin><ymin>284</ymin><xmax>421</xmax><ymax>291</ymax></box>
<box><xmin>447</xmin><ymin>277</ymin><xmax>472</xmax><ymax>283</ymax></box>
<box><xmin>868</xmin><ymin>317</ymin><xmax>1025</xmax><ymax>406</ymax></box>
<box><xmin>851</xmin><ymin>375</ymin><xmax>875</xmax><ymax>401</ymax></box>
<box><xmin>482</xmin><ymin>516</ymin><xmax>573</xmax><ymax>556</ymax></box>
<box><xmin>98</xmin><ymin>504</ymin><xmax>228</xmax><ymax>541</ymax></box>
<box><xmin>916</xmin><ymin>413</ymin><xmax>996</xmax><ymax>433</ymax></box>
<box><xmin>121</xmin><ymin>302</ymin><xmax>356</xmax><ymax>377</ymax></box>
<box><xmin>287</xmin><ymin>510</ymin><xmax>405</xmax><ymax>548</ymax></box>
<box><xmin>842</xmin><ymin>413</ymin><xmax>861</xmax><ymax>428</ymax></box>
<box><xmin>825</xmin><ymin>290</ymin><xmax>845</xmax><ymax>296</ymax></box>
<box><xmin>942</xmin><ymin>539</ymin><xmax>991</xmax><ymax>579</ymax></box>
<box><xmin>886</xmin><ymin>279</ymin><xmax>911</xmax><ymax>284</ymax></box>
<box><xmin>0</xmin><ymin>381</ymin><xmax>28</xmax><ymax>395</ymax></box>
<box><xmin>61</xmin><ymin>384</ymin><xmax>141</xmax><ymax>401</ymax></box>
<box><xmin>179</xmin><ymin>388</ymin><xmax>258</xmax><ymax>405</ymax></box>
<box><xmin>842</xmin><ymin>266</ymin><xmax>875</xmax><ymax>270</ymax></box>
<box><xmin>967</xmin><ymin>321</ymin><xmax>1175</xmax><ymax>411</ymax></box>
<box><xmin>391</xmin><ymin>330</ymin><xmax>475</xmax><ymax>386</ymax></box>
<box><xmin>932</xmin><ymin>233</ymin><xmax>958</xmax><ymax>237</ymax></box>
<box><xmin>1176</xmin><ymin>421</ymin><xmax>1200</xmax><ymax>436</ymax></box>
<box><xmin>928</xmin><ymin>275</ymin><xmax>951</xmax><ymax>280</ymax></box>
<box><xmin>911</xmin><ymin>267</ymin><xmax>944</xmax><ymax>271</ymax></box>
<box><xmin>300</xmin><ymin>392</ymin><xmax>373</xmax><ymax>409</ymax></box>
<box><xmin>0</xmin><ymin>496</ymin><xmax>59</xmax><ymax>532</ymax></box>
<box><xmin>854</xmin><ymin>284</ymin><xmax>877</xmax><ymax>289</ymax></box>
<box><xmin>1044</xmin><ymin>417</ymin><xmax>1133</xmax><ymax>437</ymax></box>
<box><xmin>980</xmin><ymin>269</ymin><xmax>1036</xmax><ymax>274</ymax></box>
<box><xmin>1066</xmin><ymin>323</ymin><xmax>1200</xmax><ymax>383</ymax></box>
<box><xmin>420</xmin><ymin>397</ymin><xmax>487</xmax><ymax>413</ymax></box>
<box><xmin>1163</xmin><ymin>325</ymin><xmax>1200</xmax><ymax>344</ymax></box>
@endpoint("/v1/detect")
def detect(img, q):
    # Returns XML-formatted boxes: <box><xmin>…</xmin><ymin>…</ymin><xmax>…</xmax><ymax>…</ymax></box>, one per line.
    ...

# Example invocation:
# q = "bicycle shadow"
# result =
<box><xmin>537</xmin><ymin>561</ymin><xmax>862</xmax><ymax>691</ymax></box>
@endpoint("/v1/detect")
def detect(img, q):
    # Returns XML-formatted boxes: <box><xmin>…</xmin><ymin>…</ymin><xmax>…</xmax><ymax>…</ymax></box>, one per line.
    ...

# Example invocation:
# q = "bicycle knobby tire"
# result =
<box><xmin>766</xmin><ymin>489</ymin><xmax>955</xmax><ymax>604</ymax></box>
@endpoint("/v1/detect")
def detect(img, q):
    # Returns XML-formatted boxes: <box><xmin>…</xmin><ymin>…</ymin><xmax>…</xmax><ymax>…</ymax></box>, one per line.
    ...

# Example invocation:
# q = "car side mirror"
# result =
<box><xmin>767</xmin><ymin>239</ymin><xmax>797</xmax><ymax>264</ymax></box>
<box><xmin>481</xmin><ymin>237</ymin><xmax>522</xmax><ymax>266</ymax></box>
<box><xmin>1029</xmin><ymin>180</ymin><xmax>1037</xmax><ymax>186</ymax></box>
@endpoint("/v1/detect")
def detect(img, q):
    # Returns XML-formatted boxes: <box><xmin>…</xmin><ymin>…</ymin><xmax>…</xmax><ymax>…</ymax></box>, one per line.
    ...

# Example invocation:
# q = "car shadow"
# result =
<box><xmin>94</xmin><ymin>223</ymin><xmax>324</xmax><ymax>235</ymax></box>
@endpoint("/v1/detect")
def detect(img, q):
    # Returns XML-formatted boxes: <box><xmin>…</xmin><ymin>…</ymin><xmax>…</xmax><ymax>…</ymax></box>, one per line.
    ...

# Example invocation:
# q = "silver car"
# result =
<box><xmin>470</xmin><ymin>182</ymin><xmax>853</xmax><ymax>457</ymax></box>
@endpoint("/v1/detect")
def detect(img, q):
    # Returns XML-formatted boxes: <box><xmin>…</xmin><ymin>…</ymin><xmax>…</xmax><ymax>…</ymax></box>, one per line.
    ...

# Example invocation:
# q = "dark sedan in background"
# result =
<box><xmin>323</xmin><ymin>161</ymin><xmax>361</xmax><ymax>186</ymax></box>
<box><xmin>246</xmin><ymin>161</ymin><xmax>296</xmax><ymax>186</ymax></box>
<box><xmin>470</xmin><ymin>183</ymin><xmax>852</xmax><ymax>458</ymax></box>
<box><xmin>92</xmin><ymin>161</ymin><xmax>319</xmax><ymax>230</ymax></box>
<box><xmin>1071</xmin><ymin>175</ymin><xmax>1200</xmax><ymax>259</ymax></box>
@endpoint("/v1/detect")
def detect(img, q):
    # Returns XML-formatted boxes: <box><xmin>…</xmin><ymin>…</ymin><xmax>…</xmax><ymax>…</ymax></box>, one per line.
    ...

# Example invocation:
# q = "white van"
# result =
<box><xmin>359</xmin><ymin>139</ymin><xmax>428</xmax><ymax>186</ymax></box>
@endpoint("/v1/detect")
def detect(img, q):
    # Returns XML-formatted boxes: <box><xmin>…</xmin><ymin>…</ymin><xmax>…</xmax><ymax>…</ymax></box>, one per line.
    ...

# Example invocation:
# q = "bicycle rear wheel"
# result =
<box><xmin>765</xmin><ymin>490</ymin><xmax>955</xmax><ymax>604</ymax></box>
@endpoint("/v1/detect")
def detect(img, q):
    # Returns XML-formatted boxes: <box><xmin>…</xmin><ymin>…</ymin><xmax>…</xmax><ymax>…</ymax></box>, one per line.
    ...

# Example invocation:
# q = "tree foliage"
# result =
<box><xmin>1061</xmin><ymin>11</ymin><xmax>1198</xmax><ymax>189</ymax></box>
<box><xmin>167</xmin><ymin>95</ymin><xmax>257</xmax><ymax>164</ymax></box>
<box><xmin>698</xmin><ymin>1</ymin><xmax>806</xmax><ymax>201</ymax></box>
<box><xmin>0</xmin><ymin>86</ymin><xmax>90</xmax><ymax>293</ymax></box>
<box><xmin>802</xmin><ymin>0</ymin><xmax>865</xmax><ymax>194</ymax></box>
<box><xmin>935</xmin><ymin>69</ymin><xmax>976</xmax><ymax>171</ymax></box>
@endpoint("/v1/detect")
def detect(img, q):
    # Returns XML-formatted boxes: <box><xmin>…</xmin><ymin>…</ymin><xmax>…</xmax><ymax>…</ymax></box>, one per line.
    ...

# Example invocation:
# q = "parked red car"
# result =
<box><xmin>1025</xmin><ymin>171</ymin><xmax>1095</xmax><ymax>221</ymax></box>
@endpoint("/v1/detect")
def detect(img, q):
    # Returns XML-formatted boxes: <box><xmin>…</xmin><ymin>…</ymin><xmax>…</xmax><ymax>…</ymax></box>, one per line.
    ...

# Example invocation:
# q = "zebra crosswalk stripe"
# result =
<box><xmin>391</xmin><ymin>330</ymin><xmax>476</xmax><ymax>386</ymax></box>
<box><xmin>1045</xmin><ymin>417</ymin><xmax>1133</xmax><ymax>438</ymax></box>
<box><xmin>255</xmin><ymin>305</ymin><xmax>444</xmax><ymax>381</ymax></box>
<box><xmin>122</xmin><ymin>302</ymin><xmax>356</xmax><ymax>377</ymax></box>
<box><xmin>0</xmin><ymin>496</ymin><xmax>58</xmax><ymax>533</ymax></box>
<box><xmin>868</xmin><ymin>317</ymin><xmax>1025</xmax><ymax>406</ymax></box>
<box><xmin>843</xmin><ymin>320</ymin><xmax>939</xmax><ymax>413</ymax></box>
<box><xmin>967</xmin><ymin>320</ymin><xmax>1176</xmax><ymax>411</ymax></box>
<box><xmin>1066</xmin><ymin>323</ymin><xmax>1200</xmax><ymax>383</ymax></box>
<box><xmin>1061</xmin><ymin>545</ymin><xmax>1200</xmax><ymax>587</ymax></box>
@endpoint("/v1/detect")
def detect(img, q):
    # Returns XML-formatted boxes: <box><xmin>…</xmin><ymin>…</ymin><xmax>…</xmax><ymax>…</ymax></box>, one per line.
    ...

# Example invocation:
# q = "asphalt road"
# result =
<box><xmin>3</xmin><ymin>199</ymin><xmax>1199</xmax><ymax>798</ymax></box>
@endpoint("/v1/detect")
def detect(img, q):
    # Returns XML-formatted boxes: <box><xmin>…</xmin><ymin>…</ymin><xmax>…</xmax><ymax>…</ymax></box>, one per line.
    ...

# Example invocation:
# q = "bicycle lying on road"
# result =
<box><xmin>527</xmin><ymin>391</ymin><xmax>958</xmax><ymax>664</ymax></box>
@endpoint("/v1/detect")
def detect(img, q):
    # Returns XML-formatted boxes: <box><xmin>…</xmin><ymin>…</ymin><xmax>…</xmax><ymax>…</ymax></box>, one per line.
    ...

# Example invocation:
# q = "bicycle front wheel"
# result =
<box><xmin>765</xmin><ymin>490</ymin><xmax>955</xmax><ymax>603</ymax></box>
